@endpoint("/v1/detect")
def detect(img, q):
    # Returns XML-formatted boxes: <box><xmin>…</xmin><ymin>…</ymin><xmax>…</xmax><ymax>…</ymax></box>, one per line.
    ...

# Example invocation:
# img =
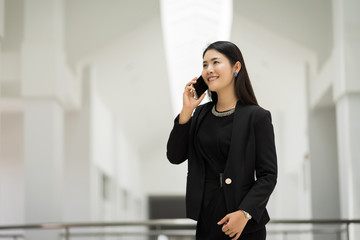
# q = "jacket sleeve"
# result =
<box><xmin>238</xmin><ymin>109</ymin><xmax>278</xmax><ymax>223</ymax></box>
<box><xmin>166</xmin><ymin>115</ymin><xmax>192</xmax><ymax>165</ymax></box>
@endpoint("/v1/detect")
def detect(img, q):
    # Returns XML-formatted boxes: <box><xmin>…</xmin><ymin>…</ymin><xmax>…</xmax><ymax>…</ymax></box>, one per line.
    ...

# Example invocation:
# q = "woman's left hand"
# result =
<box><xmin>217</xmin><ymin>210</ymin><xmax>249</xmax><ymax>240</ymax></box>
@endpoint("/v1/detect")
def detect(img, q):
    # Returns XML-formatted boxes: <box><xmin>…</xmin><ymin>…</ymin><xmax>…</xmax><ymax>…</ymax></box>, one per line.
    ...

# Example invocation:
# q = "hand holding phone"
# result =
<box><xmin>192</xmin><ymin>76</ymin><xmax>208</xmax><ymax>99</ymax></box>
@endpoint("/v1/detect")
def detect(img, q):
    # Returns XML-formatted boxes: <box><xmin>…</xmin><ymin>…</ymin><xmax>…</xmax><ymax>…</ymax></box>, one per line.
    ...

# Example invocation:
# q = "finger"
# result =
<box><xmin>218</xmin><ymin>215</ymin><xmax>229</xmax><ymax>225</ymax></box>
<box><xmin>184</xmin><ymin>86</ymin><xmax>194</xmax><ymax>92</ymax></box>
<box><xmin>229</xmin><ymin>232</ymin><xmax>236</xmax><ymax>238</ymax></box>
<box><xmin>186</xmin><ymin>77</ymin><xmax>198</xmax><ymax>87</ymax></box>
<box><xmin>232</xmin><ymin>232</ymin><xmax>241</xmax><ymax>240</ymax></box>
<box><xmin>184</xmin><ymin>86</ymin><xmax>196</xmax><ymax>96</ymax></box>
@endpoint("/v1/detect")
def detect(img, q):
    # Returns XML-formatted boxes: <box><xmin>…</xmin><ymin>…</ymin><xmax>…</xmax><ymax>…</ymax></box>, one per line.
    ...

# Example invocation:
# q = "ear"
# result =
<box><xmin>234</xmin><ymin>61</ymin><xmax>241</xmax><ymax>74</ymax></box>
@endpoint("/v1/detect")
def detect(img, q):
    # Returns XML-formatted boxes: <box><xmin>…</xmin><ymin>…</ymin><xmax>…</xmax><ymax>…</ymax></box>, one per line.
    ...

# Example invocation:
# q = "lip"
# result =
<box><xmin>208</xmin><ymin>76</ymin><xmax>218</xmax><ymax>82</ymax></box>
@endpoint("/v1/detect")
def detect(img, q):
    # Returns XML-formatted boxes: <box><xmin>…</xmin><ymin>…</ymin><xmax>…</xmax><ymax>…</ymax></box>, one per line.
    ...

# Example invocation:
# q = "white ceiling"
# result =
<box><xmin>233</xmin><ymin>0</ymin><xmax>333</xmax><ymax>69</ymax></box>
<box><xmin>64</xmin><ymin>0</ymin><xmax>160</xmax><ymax>66</ymax></box>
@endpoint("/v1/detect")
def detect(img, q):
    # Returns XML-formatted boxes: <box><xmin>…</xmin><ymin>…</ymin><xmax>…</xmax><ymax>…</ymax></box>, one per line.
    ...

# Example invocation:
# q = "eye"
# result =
<box><xmin>203</xmin><ymin>64</ymin><xmax>207</xmax><ymax>68</ymax></box>
<box><xmin>214</xmin><ymin>61</ymin><xmax>219</xmax><ymax>64</ymax></box>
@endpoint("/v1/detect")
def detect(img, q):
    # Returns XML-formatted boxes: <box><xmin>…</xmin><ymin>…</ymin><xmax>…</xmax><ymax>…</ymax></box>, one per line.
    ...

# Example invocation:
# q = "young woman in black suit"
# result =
<box><xmin>167</xmin><ymin>41</ymin><xmax>277</xmax><ymax>240</ymax></box>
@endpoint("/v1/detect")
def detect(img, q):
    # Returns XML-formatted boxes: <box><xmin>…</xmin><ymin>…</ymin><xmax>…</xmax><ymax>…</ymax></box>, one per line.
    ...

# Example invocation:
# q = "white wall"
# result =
<box><xmin>83</xmin><ymin>16</ymin><xmax>183</xmax><ymax>198</ymax></box>
<box><xmin>90</xmin><ymin>68</ymin><xmax>146</xmax><ymax>221</ymax></box>
<box><xmin>63</xmin><ymin>66</ymin><xmax>92</xmax><ymax>222</ymax></box>
<box><xmin>90</xmin><ymin>80</ymin><xmax>117</xmax><ymax>221</ymax></box>
<box><xmin>64</xmin><ymin>66</ymin><xmax>147</xmax><ymax>222</ymax></box>
<box><xmin>309</xmin><ymin>107</ymin><xmax>340</xmax><ymax>218</ymax></box>
<box><xmin>115</xmin><ymin>121</ymin><xmax>146</xmax><ymax>220</ymax></box>
<box><xmin>86</xmin><ymin>16</ymin><xmax>173</xmax><ymax>155</ymax></box>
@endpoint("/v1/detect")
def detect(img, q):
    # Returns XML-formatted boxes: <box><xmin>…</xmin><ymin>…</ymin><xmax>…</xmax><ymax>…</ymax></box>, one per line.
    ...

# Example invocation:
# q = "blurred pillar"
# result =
<box><xmin>0</xmin><ymin>0</ymin><xmax>2</xmax><ymax>224</ymax></box>
<box><xmin>0</xmin><ymin>0</ymin><xmax>4</xmax><ymax>144</ymax></box>
<box><xmin>21</xmin><ymin>0</ymin><xmax>80</xmax><ymax>110</ymax></box>
<box><xmin>21</xmin><ymin>0</ymin><xmax>65</xmax><ymax>100</ymax></box>
<box><xmin>24</xmin><ymin>100</ymin><xmax>63</xmax><ymax>239</ymax></box>
<box><xmin>0</xmin><ymin>0</ymin><xmax>3</xmax><ymax>37</ymax></box>
<box><xmin>333</xmin><ymin>0</ymin><xmax>360</xmax><ymax>239</ymax></box>
<box><xmin>21</xmin><ymin>0</ymin><xmax>66</xmax><ymax>239</ymax></box>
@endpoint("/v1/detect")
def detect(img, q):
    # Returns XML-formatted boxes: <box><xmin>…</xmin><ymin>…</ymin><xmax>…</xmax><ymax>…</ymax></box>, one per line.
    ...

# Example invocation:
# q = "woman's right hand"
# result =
<box><xmin>179</xmin><ymin>77</ymin><xmax>206</xmax><ymax>124</ymax></box>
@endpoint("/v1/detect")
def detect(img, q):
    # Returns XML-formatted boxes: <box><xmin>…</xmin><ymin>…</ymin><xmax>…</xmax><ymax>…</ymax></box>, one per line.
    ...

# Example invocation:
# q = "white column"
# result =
<box><xmin>333</xmin><ymin>0</ymin><xmax>360</xmax><ymax>239</ymax></box>
<box><xmin>0</xmin><ymin>0</ymin><xmax>4</xmax><ymax>145</ymax></box>
<box><xmin>336</xmin><ymin>95</ymin><xmax>360</xmax><ymax>238</ymax></box>
<box><xmin>20</xmin><ymin>0</ymin><xmax>67</xmax><ymax>233</ymax></box>
<box><xmin>24</xmin><ymin>100</ymin><xmax>63</xmax><ymax>239</ymax></box>
<box><xmin>0</xmin><ymin>114</ymin><xmax>25</xmax><ymax>225</ymax></box>
<box><xmin>21</xmin><ymin>0</ymin><xmax>80</xmax><ymax>110</ymax></box>
<box><xmin>21</xmin><ymin>0</ymin><xmax>66</xmax><ymax>226</ymax></box>
<box><xmin>0</xmin><ymin>0</ymin><xmax>3</xmax><ymax>40</ymax></box>
<box><xmin>21</xmin><ymin>0</ymin><xmax>63</xmax><ymax>99</ymax></box>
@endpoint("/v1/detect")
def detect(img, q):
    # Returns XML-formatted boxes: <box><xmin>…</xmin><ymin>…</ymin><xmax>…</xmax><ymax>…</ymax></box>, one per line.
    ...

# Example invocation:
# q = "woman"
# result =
<box><xmin>166</xmin><ymin>41</ymin><xmax>277</xmax><ymax>240</ymax></box>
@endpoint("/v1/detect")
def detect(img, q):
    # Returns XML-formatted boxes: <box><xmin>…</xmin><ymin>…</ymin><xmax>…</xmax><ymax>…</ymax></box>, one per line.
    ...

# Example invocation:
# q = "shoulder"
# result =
<box><xmin>253</xmin><ymin>105</ymin><xmax>272</xmax><ymax>124</ymax></box>
<box><xmin>239</xmin><ymin>104</ymin><xmax>272</xmax><ymax>123</ymax></box>
<box><xmin>254</xmin><ymin>105</ymin><xmax>271</xmax><ymax>119</ymax></box>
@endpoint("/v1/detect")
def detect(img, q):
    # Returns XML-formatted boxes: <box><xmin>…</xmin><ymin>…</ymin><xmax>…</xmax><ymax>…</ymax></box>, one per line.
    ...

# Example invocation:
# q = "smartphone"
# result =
<box><xmin>192</xmin><ymin>75</ymin><xmax>208</xmax><ymax>99</ymax></box>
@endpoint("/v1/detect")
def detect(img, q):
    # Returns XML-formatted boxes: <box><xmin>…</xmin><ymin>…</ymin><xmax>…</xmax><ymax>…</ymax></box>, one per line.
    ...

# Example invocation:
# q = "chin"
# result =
<box><xmin>208</xmin><ymin>88</ymin><xmax>216</xmax><ymax>93</ymax></box>
<box><xmin>207</xmin><ymin>85</ymin><xmax>217</xmax><ymax>92</ymax></box>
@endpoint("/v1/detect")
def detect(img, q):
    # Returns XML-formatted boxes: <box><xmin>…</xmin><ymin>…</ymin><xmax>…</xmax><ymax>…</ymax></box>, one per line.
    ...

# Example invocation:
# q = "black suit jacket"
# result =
<box><xmin>167</xmin><ymin>101</ymin><xmax>277</xmax><ymax>233</ymax></box>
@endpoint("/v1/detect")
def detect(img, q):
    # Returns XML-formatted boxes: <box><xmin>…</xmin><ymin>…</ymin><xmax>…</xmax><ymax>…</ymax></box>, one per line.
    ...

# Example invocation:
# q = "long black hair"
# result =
<box><xmin>203</xmin><ymin>41</ymin><xmax>258</xmax><ymax>105</ymax></box>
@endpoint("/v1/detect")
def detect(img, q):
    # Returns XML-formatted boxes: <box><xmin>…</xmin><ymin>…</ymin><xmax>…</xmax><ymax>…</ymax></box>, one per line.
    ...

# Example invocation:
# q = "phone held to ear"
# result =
<box><xmin>192</xmin><ymin>76</ymin><xmax>208</xmax><ymax>100</ymax></box>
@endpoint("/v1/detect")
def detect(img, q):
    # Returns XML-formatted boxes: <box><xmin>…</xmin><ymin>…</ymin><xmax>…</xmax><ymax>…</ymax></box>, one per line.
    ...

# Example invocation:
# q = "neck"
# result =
<box><xmin>216</xmin><ymin>90</ymin><xmax>238</xmax><ymax>112</ymax></box>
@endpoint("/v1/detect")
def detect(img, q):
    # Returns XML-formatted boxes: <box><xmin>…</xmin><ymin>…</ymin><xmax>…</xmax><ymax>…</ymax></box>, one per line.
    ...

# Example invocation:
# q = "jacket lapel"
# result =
<box><xmin>188</xmin><ymin>102</ymin><xmax>213</xmax><ymax>157</ymax></box>
<box><xmin>224</xmin><ymin>101</ymin><xmax>250</xmax><ymax>173</ymax></box>
<box><xmin>194</xmin><ymin>102</ymin><xmax>213</xmax><ymax>135</ymax></box>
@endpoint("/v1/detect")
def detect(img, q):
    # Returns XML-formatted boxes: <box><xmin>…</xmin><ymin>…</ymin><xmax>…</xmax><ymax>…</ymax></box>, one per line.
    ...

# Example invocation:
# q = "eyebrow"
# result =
<box><xmin>203</xmin><ymin>57</ymin><xmax>220</xmax><ymax>63</ymax></box>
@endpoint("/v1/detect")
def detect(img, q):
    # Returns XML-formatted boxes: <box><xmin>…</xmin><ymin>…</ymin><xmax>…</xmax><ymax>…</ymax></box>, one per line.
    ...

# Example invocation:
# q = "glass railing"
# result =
<box><xmin>0</xmin><ymin>218</ymin><xmax>359</xmax><ymax>240</ymax></box>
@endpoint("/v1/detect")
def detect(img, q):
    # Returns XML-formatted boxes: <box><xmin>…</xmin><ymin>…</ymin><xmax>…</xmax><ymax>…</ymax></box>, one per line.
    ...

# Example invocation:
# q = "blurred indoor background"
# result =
<box><xmin>0</xmin><ymin>0</ymin><xmax>359</xmax><ymax>239</ymax></box>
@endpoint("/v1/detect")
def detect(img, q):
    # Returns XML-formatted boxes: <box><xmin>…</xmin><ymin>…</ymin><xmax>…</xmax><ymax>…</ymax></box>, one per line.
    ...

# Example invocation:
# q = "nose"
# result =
<box><xmin>206</xmin><ymin>64</ymin><xmax>214</xmax><ymax>74</ymax></box>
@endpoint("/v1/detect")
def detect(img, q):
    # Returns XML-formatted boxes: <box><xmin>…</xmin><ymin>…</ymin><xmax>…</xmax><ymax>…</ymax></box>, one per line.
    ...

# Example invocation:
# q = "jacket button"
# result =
<box><xmin>225</xmin><ymin>178</ymin><xmax>232</xmax><ymax>185</ymax></box>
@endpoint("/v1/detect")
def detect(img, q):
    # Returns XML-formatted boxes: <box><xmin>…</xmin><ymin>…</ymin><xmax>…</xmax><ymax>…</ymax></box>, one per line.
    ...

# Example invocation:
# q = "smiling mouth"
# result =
<box><xmin>208</xmin><ymin>76</ymin><xmax>218</xmax><ymax>81</ymax></box>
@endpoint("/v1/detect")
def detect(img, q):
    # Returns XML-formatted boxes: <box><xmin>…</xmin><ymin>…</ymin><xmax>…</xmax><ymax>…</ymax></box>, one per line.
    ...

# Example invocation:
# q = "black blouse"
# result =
<box><xmin>196</xmin><ymin>109</ymin><xmax>234</xmax><ymax>176</ymax></box>
<box><xmin>196</xmin><ymin>108</ymin><xmax>234</xmax><ymax>210</ymax></box>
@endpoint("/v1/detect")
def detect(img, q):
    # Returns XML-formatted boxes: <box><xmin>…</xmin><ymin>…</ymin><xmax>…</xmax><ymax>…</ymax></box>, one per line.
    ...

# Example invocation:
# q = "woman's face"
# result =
<box><xmin>202</xmin><ymin>49</ymin><xmax>237</xmax><ymax>94</ymax></box>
